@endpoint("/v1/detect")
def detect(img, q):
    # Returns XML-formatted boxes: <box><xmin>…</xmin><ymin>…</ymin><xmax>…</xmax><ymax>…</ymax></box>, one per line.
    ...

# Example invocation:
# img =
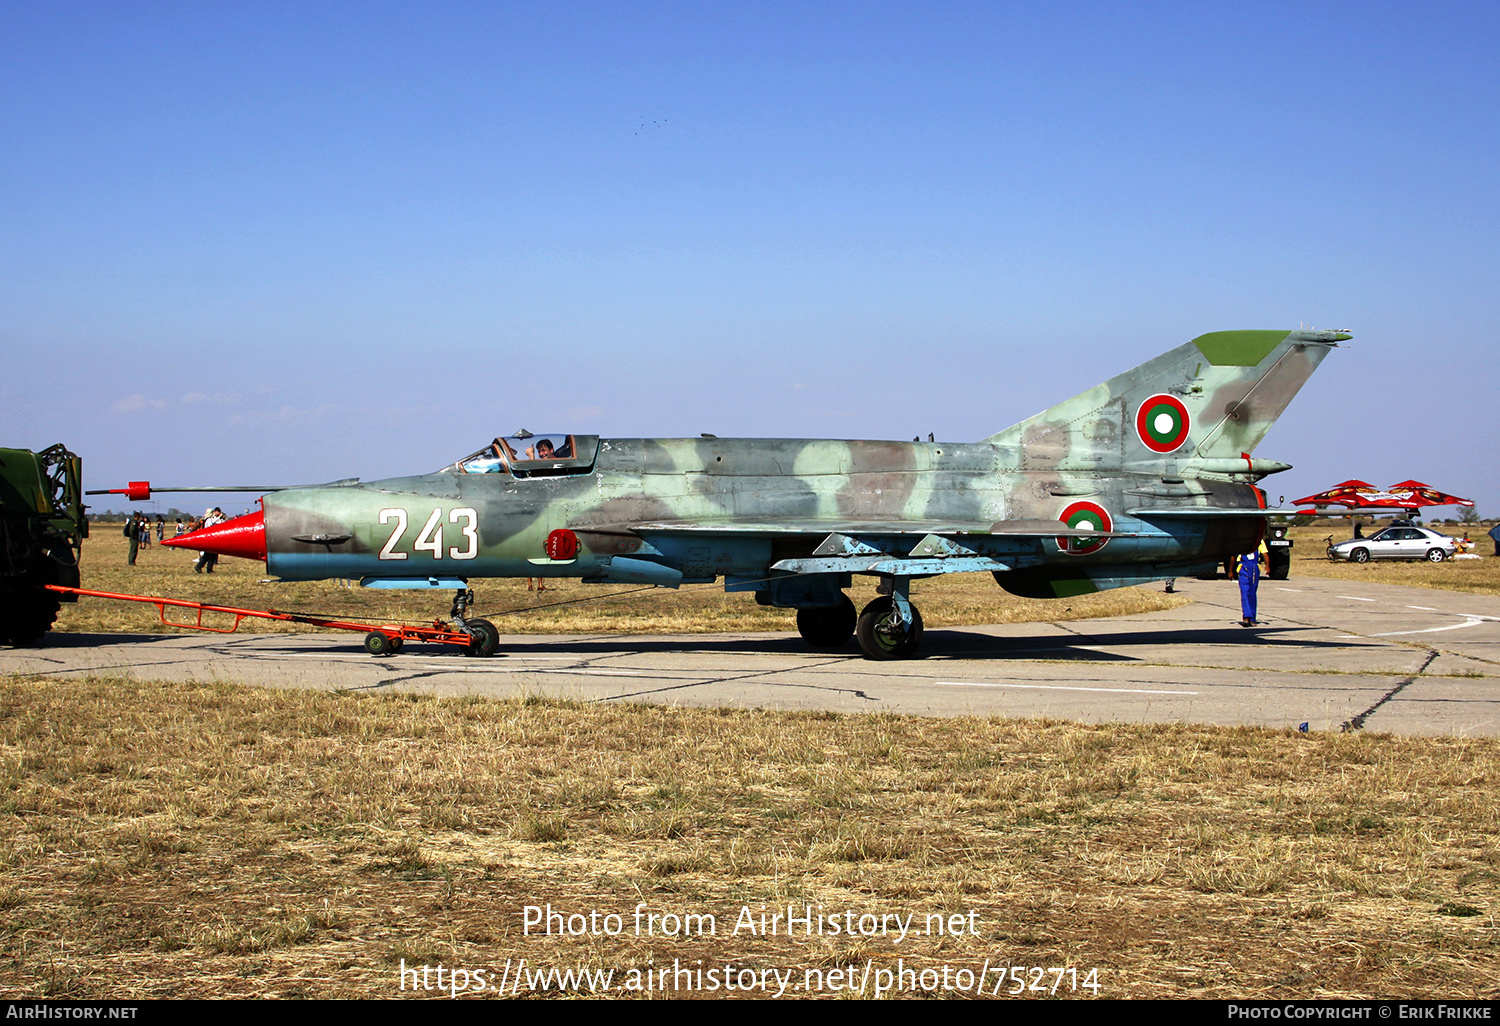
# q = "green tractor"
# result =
<box><xmin>1</xmin><ymin>445</ymin><xmax>86</xmax><ymax>646</ymax></box>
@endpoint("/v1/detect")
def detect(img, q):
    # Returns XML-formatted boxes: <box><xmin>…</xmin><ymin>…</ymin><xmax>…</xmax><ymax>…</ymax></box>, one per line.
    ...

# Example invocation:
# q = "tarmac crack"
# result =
<box><xmin>597</xmin><ymin>658</ymin><xmax>875</xmax><ymax>703</ymax></box>
<box><xmin>1340</xmin><ymin>649</ymin><xmax>1440</xmax><ymax>732</ymax></box>
<box><xmin>1426</xmin><ymin>646</ymin><xmax>1500</xmax><ymax>670</ymax></box>
<box><xmin>342</xmin><ymin>669</ymin><xmax>459</xmax><ymax>690</ymax></box>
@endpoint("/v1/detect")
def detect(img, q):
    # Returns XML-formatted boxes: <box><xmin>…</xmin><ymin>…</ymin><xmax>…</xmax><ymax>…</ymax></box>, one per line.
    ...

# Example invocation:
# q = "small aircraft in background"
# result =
<box><xmin>128</xmin><ymin>328</ymin><xmax>1345</xmax><ymax>659</ymax></box>
<box><xmin>1292</xmin><ymin>480</ymin><xmax>1474</xmax><ymax>517</ymax></box>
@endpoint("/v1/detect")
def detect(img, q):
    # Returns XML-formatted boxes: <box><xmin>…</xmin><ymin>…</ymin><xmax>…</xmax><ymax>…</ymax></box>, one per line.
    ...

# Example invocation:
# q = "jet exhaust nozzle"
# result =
<box><xmin>161</xmin><ymin>510</ymin><xmax>268</xmax><ymax>562</ymax></box>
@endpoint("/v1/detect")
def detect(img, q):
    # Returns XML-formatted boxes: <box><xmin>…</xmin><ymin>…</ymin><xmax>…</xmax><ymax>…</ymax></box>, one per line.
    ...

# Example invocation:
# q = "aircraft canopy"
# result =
<box><xmin>457</xmin><ymin>434</ymin><xmax>599</xmax><ymax>477</ymax></box>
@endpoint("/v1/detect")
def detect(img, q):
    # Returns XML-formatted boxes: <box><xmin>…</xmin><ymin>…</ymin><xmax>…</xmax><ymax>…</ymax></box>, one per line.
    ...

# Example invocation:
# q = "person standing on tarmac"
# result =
<box><xmin>1239</xmin><ymin>539</ymin><xmax>1270</xmax><ymax>627</ymax></box>
<box><xmin>125</xmin><ymin>512</ymin><xmax>141</xmax><ymax>566</ymax></box>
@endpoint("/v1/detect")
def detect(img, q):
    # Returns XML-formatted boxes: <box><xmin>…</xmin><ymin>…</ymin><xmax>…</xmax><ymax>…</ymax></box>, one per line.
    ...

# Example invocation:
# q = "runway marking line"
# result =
<box><xmin>1339</xmin><ymin>596</ymin><xmax>1377</xmax><ymax>602</ymax></box>
<box><xmin>1370</xmin><ymin>615</ymin><xmax>1498</xmax><ymax>638</ymax></box>
<box><xmin>939</xmin><ymin>681</ymin><xmax>1198</xmax><ymax>696</ymax></box>
<box><xmin>276</xmin><ymin>654</ymin><xmax>659</xmax><ymax>676</ymax></box>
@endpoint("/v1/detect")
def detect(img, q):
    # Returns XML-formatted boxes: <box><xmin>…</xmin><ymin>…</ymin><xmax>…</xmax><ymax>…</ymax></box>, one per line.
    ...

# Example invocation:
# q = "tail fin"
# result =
<box><xmin>987</xmin><ymin>329</ymin><xmax>1346</xmax><ymax>470</ymax></box>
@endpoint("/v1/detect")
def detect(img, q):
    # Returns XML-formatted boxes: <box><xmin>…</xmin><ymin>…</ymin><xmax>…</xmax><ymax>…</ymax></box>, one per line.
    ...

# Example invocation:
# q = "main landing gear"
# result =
<box><xmin>856</xmin><ymin>595</ymin><xmax>924</xmax><ymax>660</ymax></box>
<box><xmin>794</xmin><ymin>579</ymin><xmax>925</xmax><ymax>660</ymax></box>
<box><xmin>856</xmin><ymin>577</ymin><xmax>923</xmax><ymax>660</ymax></box>
<box><xmin>796</xmin><ymin>594</ymin><xmax>856</xmax><ymax>649</ymax></box>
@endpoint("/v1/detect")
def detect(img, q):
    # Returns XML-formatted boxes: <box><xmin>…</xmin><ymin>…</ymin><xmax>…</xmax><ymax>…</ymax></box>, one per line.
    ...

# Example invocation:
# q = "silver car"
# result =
<box><xmin>1328</xmin><ymin>525</ymin><xmax>1456</xmax><ymax>563</ymax></box>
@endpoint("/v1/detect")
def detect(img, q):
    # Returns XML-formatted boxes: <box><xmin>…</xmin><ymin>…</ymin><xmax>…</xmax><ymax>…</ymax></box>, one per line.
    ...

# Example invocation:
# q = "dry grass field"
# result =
<box><xmin>3</xmin><ymin>519</ymin><xmax>1496</xmax><ymax>1000</ymax></box>
<box><xmin>3</xmin><ymin>678</ymin><xmax>1497</xmax><ymax>1000</ymax></box>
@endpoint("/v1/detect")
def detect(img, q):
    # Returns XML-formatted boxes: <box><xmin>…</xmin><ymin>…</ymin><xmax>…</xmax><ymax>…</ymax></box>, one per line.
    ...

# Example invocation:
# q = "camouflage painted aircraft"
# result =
<box><xmin>163</xmin><ymin>329</ymin><xmax>1348</xmax><ymax>659</ymax></box>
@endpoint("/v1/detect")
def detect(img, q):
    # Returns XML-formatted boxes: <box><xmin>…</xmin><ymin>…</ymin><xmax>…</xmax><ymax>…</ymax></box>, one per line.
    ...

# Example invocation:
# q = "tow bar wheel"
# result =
<box><xmin>365</xmin><ymin>632</ymin><xmax>395</xmax><ymax>657</ymax></box>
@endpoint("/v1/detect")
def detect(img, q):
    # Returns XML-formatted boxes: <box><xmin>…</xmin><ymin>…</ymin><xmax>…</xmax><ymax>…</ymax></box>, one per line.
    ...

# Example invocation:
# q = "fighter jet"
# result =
<box><xmin>162</xmin><ymin>329</ymin><xmax>1347</xmax><ymax>659</ymax></box>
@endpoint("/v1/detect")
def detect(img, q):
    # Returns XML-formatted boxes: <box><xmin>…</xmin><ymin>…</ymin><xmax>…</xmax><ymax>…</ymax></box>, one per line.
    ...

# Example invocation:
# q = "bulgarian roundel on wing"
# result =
<box><xmin>1135</xmin><ymin>394</ymin><xmax>1191</xmax><ymax>453</ymax></box>
<box><xmin>1056</xmin><ymin>501</ymin><xmax>1113</xmax><ymax>555</ymax></box>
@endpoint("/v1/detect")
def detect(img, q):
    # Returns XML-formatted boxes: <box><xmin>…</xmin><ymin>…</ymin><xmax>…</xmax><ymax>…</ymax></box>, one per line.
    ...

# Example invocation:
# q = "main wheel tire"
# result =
<box><xmin>796</xmin><ymin>594</ymin><xmax>856</xmax><ymax>649</ymax></box>
<box><xmin>464</xmin><ymin>618</ymin><xmax>499</xmax><ymax>657</ymax></box>
<box><xmin>365</xmin><ymin>632</ymin><xmax>392</xmax><ymax>657</ymax></box>
<box><xmin>856</xmin><ymin>596</ymin><xmax>924</xmax><ymax>661</ymax></box>
<box><xmin>1426</xmin><ymin>548</ymin><xmax>1446</xmax><ymax>563</ymax></box>
<box><xmin>1349</xmin><ymin>548</ymin><xmax>1370</xmax><ymax>564</ymax></box>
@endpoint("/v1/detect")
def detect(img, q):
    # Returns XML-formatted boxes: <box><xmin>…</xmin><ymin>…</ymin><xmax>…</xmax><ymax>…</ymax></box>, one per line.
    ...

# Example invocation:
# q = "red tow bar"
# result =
<box><xmin>43</xmin><ymin>585</ymin><xmax>489</xmax><ymax>657</ymax></box>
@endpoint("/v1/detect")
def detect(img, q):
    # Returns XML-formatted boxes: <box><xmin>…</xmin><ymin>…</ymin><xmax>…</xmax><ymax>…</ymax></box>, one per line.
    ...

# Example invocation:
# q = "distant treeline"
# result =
<box><xmin>87</xmin><ymin>509</ymin><xmax>193</xmax><ymax>522</ymax></box>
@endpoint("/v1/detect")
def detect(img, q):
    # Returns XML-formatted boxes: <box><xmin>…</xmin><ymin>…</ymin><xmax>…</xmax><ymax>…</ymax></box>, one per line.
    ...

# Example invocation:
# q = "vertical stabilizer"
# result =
<box><xmin>987</xmin><ymin>329</ymin><xmax>1346</xmax><ymax>470</ymax></box>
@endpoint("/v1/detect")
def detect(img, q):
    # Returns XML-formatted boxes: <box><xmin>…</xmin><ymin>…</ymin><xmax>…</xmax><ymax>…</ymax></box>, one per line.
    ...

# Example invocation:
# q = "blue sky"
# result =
<box><xmin>3</xmin><ymin>1</ymin><xmax>1496</xmax><ymax>516</ymax></box>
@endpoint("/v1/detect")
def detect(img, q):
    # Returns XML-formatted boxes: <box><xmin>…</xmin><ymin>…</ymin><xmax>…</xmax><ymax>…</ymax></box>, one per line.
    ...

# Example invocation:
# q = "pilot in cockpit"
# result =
<box><xmin>523</xmin><ymin>437</ymin><xmax>572</xmax><ymax>460</ymax></box>
<box><xmin>464</xmin><ymin>435</ymin><xmax>574</xmax><ymax>471</ymax></box>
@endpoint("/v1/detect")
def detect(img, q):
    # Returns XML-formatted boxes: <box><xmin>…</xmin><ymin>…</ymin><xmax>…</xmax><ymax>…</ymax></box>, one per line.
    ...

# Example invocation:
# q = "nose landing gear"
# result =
<box><xmin>451</xmin><ymin>588</ymin><xmax>499</xmax><ymax>657</ymax></box>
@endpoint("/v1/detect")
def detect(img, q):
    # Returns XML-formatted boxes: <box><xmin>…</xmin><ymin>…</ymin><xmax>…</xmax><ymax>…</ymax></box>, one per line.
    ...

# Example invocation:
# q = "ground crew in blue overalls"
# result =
<box><xmin>1239</xmin><ymin>539</ymin><xmax>1269</xmax><ymax>627</ymax></box>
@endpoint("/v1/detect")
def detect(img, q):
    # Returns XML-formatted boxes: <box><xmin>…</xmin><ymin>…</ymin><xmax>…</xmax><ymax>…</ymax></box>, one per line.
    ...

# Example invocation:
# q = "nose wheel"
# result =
<box><xmin>452</xmin><ymin>588</ymin><xmax>499</xmax><ymax>657</ymax></box>
<box><xmin>463</xmin><ymin>618</ymin><xmax>499</xmax><ymax>657</ymax></box>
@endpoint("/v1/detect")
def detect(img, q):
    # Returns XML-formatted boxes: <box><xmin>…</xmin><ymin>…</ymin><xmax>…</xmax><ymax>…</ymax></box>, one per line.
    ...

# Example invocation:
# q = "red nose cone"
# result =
<box><xmin>162</xmin><ymin>510</ymin><xmax>267</xmax><ymax>562</ymax></box>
